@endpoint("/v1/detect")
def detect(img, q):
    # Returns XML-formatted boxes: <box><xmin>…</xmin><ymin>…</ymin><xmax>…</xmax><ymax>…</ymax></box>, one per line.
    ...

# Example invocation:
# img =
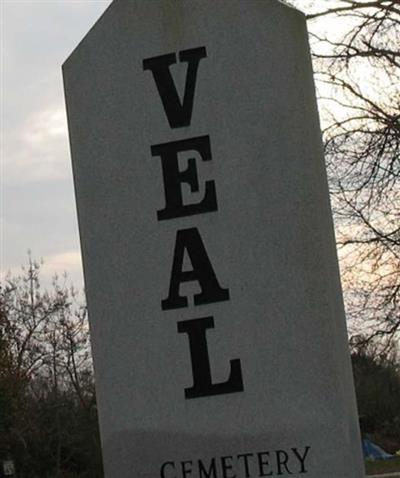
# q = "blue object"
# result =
<box><xmin>363</xmin><ymin>439</ymin><xmax>393</xmax><ymax>461</ymax></box>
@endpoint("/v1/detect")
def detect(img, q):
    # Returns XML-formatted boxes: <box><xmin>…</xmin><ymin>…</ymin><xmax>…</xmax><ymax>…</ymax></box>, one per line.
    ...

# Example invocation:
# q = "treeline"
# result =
<box><xmin>0</xmin><ymin>259</ymin><xmax>103</xmax><ymax>478</ymax></box>
<box><xmin>352</xmin><ymin>339</ymin><xmax>400</xmax><ymax>454</ymax></box>
<box><xmin>1</xmin><ymin>259</ymin><xmax>400</xmax><ymax>477</ymax></box>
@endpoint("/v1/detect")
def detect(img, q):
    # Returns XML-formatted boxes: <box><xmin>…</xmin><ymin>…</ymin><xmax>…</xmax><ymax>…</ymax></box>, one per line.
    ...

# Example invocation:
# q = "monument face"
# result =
<box><xmin>63</xmin><ymin>1</ymin><xmax>365</xmax><ymax>476</ymax></box>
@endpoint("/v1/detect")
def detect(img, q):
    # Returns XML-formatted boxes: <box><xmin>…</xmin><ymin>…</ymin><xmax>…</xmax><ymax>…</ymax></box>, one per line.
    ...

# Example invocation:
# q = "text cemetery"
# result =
<box><xmin>160</xmin><ymin>446</ymin><xmax>311</xmax><ymax>478</ymax></box>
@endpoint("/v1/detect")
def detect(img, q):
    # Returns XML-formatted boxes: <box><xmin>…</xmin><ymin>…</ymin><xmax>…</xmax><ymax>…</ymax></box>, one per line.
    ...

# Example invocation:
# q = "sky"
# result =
<box><xmin>1</xmin><ymin>0</ymin><xmax>342</xmax><ymax>292</ymax></box>
<box><xmin>1</xmin><ymin>0</ymin><xmax>112</xmax><ymax>289</ymax></box>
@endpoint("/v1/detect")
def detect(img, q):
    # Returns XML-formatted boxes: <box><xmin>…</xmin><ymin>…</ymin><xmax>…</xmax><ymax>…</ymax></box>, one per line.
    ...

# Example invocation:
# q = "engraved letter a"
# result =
<box><xmin>143</xmin><ymin>47</ymin><xmax>207</xmax><ymax>128</ymax></box>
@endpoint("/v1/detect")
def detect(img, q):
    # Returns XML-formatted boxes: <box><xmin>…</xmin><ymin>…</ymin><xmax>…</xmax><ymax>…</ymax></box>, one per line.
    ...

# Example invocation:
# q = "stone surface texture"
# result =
<box><xmin>63</xmin><ymin>1</ymin><xmax>365</xmax><ymax>476</ymax></box>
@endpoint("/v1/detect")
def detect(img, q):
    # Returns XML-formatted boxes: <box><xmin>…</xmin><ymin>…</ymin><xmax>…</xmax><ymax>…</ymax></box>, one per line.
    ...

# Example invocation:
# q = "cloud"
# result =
<box><xmin>2</xmin><ymin>1</ymin><xmax>111</xmax><ymax>290</ymax></box>
<box><xmin>1</xmin><ymin>250</ymin><xmax>84</xmax><ymax>293</ymax></box>
<box><xmin>41</xmin><ymin>250</ymin><xmax>84</xmax><ymax>288</ymax></box>
<box><xmin>4</xmin><ymin>105</ymin><xmax>71</xmax><ymax>183</ymax></box>
<box><xmin>24</xmin><ymin>108</ymin><xmax>67</xmax><ymax>143</ymax></box>
<box><xmin>2</xmin><ymin>1</ymin><xmax>111</xmax><ymax>185</ymax></box>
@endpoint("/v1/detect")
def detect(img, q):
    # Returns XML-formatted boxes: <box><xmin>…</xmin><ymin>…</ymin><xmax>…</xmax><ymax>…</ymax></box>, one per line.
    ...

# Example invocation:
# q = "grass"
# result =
<box><xmin>365</xmin><ymin>457</ymin><xmax>400</xmax><ymax>475</ymax></box>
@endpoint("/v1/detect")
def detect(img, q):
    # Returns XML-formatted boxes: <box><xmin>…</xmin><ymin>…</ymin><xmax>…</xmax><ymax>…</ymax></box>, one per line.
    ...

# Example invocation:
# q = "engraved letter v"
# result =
<box><xmin>143</xmin><ymin>47</ymin><xmax>207</xmax><ymax>129</ymax></box>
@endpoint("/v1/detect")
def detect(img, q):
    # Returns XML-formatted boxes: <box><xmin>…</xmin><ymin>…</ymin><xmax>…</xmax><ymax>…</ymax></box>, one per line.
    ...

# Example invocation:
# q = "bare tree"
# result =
<box><xmin>290</xmin><ymin>0</ymin><xmax>400</xmax><ymax>343</ymax></box>
<box><xmin>0</xmin><ymin>257</ymin><xmax>102</xmax><ymax>477</ymax></box>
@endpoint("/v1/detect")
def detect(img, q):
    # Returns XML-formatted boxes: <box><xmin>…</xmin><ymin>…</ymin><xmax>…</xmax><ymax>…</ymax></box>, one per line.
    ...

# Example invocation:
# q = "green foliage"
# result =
<box><xmin>365</xmin><ymin>456</ymin><xmax>400</xmax><ymax>475</ymax></box>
